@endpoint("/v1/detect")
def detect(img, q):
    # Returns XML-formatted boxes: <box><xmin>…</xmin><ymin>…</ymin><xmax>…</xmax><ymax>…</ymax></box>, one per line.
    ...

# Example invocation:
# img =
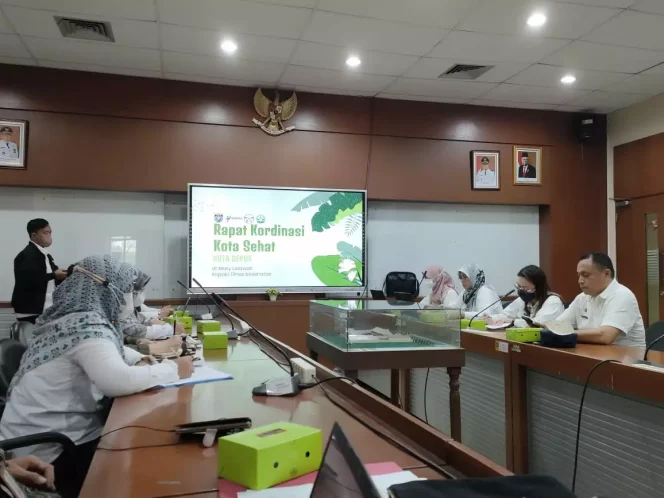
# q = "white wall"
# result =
<box><xmin>607</xmin><ymin>93</ymin><xmax>664</xmax><ymax>271</ymax></box>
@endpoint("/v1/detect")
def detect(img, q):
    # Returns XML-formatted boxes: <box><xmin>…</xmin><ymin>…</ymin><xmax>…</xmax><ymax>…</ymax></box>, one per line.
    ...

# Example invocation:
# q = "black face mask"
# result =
<box><xmin>518</xmin><ymin>290</ymin><xmax>536</xmax><ymax>303</ymax></box>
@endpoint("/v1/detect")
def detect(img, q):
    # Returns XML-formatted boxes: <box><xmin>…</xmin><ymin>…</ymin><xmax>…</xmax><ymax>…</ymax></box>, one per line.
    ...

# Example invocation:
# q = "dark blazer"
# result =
<box><xmin>518</xmin><ymin>164</ymin><xmax>537</xmax><ymax>179</ymax></box>
<box><xmin>11</xmin><ymin>243</ymin><xmax>60</xmax><ymax>315</ymax></box>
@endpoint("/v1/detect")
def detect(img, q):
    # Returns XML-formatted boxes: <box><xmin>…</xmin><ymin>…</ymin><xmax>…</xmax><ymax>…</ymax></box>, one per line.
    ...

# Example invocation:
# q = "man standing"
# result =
<box><xmin>556</xmin><ymin>252</ymin><xmax>645</xmax><ymax>347</ymax></box>
<box><xmin>475</xmin><ymin>156</ymin><xmax>496</xmax><ymax>187</ymax></box>
<box><xmin>518</xmin><ymin>152</ymin><xmax>537</xmax><ymax>179</ymax></box>
<box><xmin>0</xmin><ymin>126</ymin><xmax>19</xmax><ymax>160</ymax></box>
<box><xmin>11</xmin><ymin>219</ymin><xmax>67</xmax><ymax>328</ymax></box>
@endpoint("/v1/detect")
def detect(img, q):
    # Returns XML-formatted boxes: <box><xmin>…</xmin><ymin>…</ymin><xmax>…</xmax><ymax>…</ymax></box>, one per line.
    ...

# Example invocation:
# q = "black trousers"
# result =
<box><xmin>52</xmin><ymin>438</ymin><xmax>99</xmax><ymax>498</ymax></box>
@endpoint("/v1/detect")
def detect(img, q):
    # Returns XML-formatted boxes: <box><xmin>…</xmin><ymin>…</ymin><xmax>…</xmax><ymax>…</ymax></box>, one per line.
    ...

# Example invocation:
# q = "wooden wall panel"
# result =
<box><xmin>368</xmin><ymin>137</ymin><xmax>550</xmax><ymax>205</ymax></box>
<box><xmin>614</xmin><ymin>133</ymin><xmax>664</xmax><ymax>200</ymax></box>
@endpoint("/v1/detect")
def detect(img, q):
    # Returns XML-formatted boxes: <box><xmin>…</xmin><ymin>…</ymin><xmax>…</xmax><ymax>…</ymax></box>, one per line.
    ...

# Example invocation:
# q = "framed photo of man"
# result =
<box><xmin>513</xmin><ymin>146</ymin><xmax>541</xmax><ymax>185</ymax></box>
<box><xmin>470</xmin><ymin>151</ymin><xmax>500</xmax><ymax>190</ymax></box>
<box><xmin>0</xmin><ymin>119</ymin><xmax>27</xmax><ymax>169</ymax></box>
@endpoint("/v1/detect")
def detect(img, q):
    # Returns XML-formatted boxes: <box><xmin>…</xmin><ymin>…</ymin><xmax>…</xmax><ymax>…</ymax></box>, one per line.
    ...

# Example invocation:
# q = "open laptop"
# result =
<box><xmin>310</xmin><ymin>423</ymin><xmax>381</xmax><ymax>498</ymax></box>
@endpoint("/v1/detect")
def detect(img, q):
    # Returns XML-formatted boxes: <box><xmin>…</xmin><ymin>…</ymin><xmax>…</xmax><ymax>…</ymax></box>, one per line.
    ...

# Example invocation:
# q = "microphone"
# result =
<box><xmin>643</xmin><ymin>332</ymin><xmax>664</xmax><ymax>362</ymax></box>
<box><xmin>468</xmin><ymin>289</ymin><xmax>515</xmax><ymax>328</ymax></box>
<box><xmin>176</xmin><ymin>280</ymin><xmax>212</xmax><ymax>319</ymax></box>
<box><xmin>191</xmin><ymin>278</ymin><xmax>236</xmax><ymax>338</ymax></box>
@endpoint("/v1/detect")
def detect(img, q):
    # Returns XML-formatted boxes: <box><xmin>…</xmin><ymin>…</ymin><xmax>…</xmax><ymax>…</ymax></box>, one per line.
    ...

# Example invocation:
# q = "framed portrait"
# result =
<box><xmin>470</xmin><ymin>151</ymin><xmax>500</xmax><ymax>190</ymax></box>
<box><xmin>0</xmin><ymin>119</ymin><xmax>27</xmax><ymax>169</ymax></box>
<box><xmin>513</xmin><ymin>146</ymin><xmax>541</xmax><ymax>185</ymax></box>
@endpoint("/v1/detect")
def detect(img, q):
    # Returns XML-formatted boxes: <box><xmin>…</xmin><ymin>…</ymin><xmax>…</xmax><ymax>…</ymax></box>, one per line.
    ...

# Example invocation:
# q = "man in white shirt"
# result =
<box><xmin>0</xmin><ymin>126</ymin><xmax>19</xmax><ymax>160</ymax></box>
<box><xmin>557</xmin><ymin>252</ymin><xmax>645</xmax><ymax>347</ymax></box>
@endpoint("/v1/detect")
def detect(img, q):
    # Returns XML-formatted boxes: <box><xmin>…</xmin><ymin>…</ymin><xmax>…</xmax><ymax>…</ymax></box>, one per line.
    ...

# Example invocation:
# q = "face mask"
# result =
<box><xmin>118</xmin><ymin>292</ymin><xmax>135</xmax><ymax>320</ymax></box>
<box><xmin>518</xmin><ymin>290</ymin><xmax>536</xmax><ymax>304</ymax></box>
<box><xmin>134</xmin><ymin>291</ymin><xmax>146</xmax><ymax>307</ymax></box>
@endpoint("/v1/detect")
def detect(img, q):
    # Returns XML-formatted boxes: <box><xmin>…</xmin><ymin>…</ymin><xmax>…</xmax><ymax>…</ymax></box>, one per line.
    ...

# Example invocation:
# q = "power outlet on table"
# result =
<box><xmin>291</xmin><ymin>358</ymin><xmax>316</xmax><ymax>384</ymax></box>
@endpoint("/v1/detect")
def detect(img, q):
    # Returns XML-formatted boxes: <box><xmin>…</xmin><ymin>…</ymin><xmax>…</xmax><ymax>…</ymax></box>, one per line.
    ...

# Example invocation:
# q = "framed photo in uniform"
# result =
<box><xmin>470</xmin><ymin>150</ymin><xmax>500</xmax><ymax>190</ymax></box>
<box><xmin>0</xmin><ymin>119</ymin><xmax>27</xmax><ymax>170</ymax></box>
<box><xmin>513</xmin><ymin>146</ymin><xmax>542</xmax><ymax>185</ymax></box>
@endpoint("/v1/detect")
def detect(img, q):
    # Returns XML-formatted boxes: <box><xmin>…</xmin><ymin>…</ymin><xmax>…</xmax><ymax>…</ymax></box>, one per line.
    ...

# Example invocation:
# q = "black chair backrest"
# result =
<box><xmin>645</xmin><ymin>320</ymin><xmax>664</xmax><ymax>351</ymax></box>
<box><xmin>0</xmin><ymin>339</ymin><xmax>26</xmax><ymax>398</ymax></box>
<box><xmin>384</xmin><ymin>271</ymin><xmax>419</xmax><ymax>300</ymax></box>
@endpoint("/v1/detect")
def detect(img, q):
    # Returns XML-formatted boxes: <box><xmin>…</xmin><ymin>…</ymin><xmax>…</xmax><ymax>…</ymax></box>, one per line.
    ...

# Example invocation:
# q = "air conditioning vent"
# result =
<box><xmin>55</xmin><ymin>17</ymin><xmax>115</xmax><ymax>42</ymax></box>
<box><xmin>438</xmin><ymin>63</ymin><xmax>493</xmax><ymax>80</ymax></box>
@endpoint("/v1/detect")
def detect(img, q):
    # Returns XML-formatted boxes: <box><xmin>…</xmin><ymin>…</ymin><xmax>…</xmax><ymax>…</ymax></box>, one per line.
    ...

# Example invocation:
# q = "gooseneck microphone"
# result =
<box><xmin>468</xmin><ymin>289</ymin><xmax>515</xmax><ymax>328</ymax></box>
<box><xmin>176</xmin><ymin>280</ymin><xmax>212</xmax><ymax>318</ymax></box>
<box><xmin>643</xmin><ymin>332</ymin><xmax>664</xmax><ymax>362</ymax></box>
<box><xmin>190</xmin><ymin>278</ymin><xmax>236</xmax><ymax>337</ymax></box>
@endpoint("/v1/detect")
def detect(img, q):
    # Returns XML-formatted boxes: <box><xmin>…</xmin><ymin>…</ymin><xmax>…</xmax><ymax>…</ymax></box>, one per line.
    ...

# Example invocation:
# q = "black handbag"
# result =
<box><xmin>383</xmin><ymin>272</ymin><xmax>419</xmax><ymax>300</ymax></box>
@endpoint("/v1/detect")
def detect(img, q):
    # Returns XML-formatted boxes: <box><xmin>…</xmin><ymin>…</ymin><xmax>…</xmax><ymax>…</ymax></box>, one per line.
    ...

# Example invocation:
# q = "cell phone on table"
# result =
<box><xmin>175</xmin><ymin>417</ymin><xmax>252</xmax><ymax>436</ymax></box>
<box><xmin>522</xmin><ymin>316</ymin><xmax>536</xmax><ymax>327</ymax></box>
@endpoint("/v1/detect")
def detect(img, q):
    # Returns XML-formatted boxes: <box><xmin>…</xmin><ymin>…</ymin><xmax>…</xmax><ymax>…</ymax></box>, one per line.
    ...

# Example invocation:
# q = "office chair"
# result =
<box><xmin>9</xmin><ymin>321</ymin><xmax>31</xmax><ymax>346</ymax></box>
<box><xmin>0</xmin><ymin>339</ymin><xmax>26</xmax><ymax>399</ymax></box>
<box><xmin>645</xmin><ymin>320</ymin><xmax>664</xmax><ymax>352</ymax></box>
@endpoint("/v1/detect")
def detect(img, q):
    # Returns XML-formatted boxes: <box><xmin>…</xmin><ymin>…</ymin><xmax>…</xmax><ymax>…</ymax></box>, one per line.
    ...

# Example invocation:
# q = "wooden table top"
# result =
<box><xmin>80</xmin><ymin>340</ymin><xmax>439</xmax><ymax>498</ymax></box>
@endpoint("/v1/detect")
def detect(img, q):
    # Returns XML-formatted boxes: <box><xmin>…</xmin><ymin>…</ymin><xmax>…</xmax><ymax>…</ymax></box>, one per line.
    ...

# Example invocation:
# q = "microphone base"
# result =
<box><xmin>252</xmin><ymin>375</ymin><xmax>301</xmax><ymax>397</ymax></box>
<box><xmin>227</xmin><ymin>329</ymin><xmax>238</xmax><ymax>340</ymax></box>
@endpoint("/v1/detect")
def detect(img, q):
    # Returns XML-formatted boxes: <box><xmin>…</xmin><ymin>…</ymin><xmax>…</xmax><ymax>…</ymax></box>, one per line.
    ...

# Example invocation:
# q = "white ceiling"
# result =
<box><xmin>1</xmin><ymin>0</ymin><xmax>664</xmax><ymax>113</ymax></box>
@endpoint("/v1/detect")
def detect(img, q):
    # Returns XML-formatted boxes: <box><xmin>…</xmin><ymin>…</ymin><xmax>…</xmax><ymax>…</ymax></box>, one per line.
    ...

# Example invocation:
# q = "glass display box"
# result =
<box><xmin>309</xmin><ymin>300</ymin><xmax>461</xmax><ymax>352</ymax></box>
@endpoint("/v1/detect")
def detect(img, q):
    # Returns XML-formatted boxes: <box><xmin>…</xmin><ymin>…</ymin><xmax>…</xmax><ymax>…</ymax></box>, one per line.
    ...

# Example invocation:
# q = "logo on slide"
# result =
<box><xmin>244</xmin><ymin>214</ymin><xmax>255</xmax><ymax>224</ymax></box>
<box><xmin>214</xmin><ymin>213</ymin><xmax>224</xmax><ymax>222</ymax></box>
<box><xmin>256</xmin><ymin>214</ymin><xmax>266</xmax><ymax>224</ymax></box>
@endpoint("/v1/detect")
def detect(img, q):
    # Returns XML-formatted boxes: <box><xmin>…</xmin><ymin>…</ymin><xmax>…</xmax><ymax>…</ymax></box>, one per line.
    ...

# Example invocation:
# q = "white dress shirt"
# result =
<box><xmin>475</xmin><ymin>169</ymin><xmax>496</xmax><ymax>187</ymax></box>
<box><xmin>492</xmin><ymin>294</ymin><xmax>565</xmax><ymax>325</ymax></box>
<box><xmin>420</xmin><ymin>289</ymin><xmax>460</xmax><ymax>308</ymax></box>
<box><xmin>0</xmin><ymin>339</ymin><xmax>179</xmax><ymax>462</ymax></box>
<box><xmin>557</xmin><ymin>279</ymin><xmax>646</xmax><ymax>347</ymax></box>
<box><xmin>456</xmin><ymin>285</ymin><xmax>503</xmax><ymax>319</ymax></box>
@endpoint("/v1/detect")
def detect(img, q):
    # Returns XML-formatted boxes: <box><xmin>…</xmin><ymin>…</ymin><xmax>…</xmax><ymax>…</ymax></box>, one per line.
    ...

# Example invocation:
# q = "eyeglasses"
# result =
<box><xmin>514</xmin><ymin>283</ymin><xmax>536</xmax><ymax>293</ymax></box>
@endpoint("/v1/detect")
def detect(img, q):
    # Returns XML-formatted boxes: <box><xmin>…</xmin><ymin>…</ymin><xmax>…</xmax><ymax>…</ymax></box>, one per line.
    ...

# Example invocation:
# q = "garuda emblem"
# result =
<box><xmin>252</xmin><ymin>88</ymin><xmax>297</xmax><ymax>136</ymax></box>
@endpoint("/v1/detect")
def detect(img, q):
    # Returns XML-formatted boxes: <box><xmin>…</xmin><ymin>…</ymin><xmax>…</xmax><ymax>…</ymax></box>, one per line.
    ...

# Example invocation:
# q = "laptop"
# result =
<box><xmin>310</xmin><ymin>423</ymin><xmax>381</xmax><ymax>498</ymax></box>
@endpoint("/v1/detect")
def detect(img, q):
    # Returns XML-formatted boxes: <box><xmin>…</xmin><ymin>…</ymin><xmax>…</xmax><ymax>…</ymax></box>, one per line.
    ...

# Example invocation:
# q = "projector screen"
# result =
<box><xmin>188</xmin><ymin>184</ymin><xmax>366</xmax><ymax>293</ymax></box>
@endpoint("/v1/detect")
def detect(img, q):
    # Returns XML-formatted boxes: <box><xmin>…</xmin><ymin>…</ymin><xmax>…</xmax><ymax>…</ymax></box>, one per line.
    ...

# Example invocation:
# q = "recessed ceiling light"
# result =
<box><xmin>561</xmin><ymin>74</ymin><xmax>576</xmax><ymax>84</ymax></box>
<box><xmin>346</xmin><ymin>55</ymin><xmax>361</xmax><ymax>68</ymax></box>
<box><xmin>220</xmin><ymin>38</ymin><xmax>237</xmax><ymax>54</ymax></box>
<box><xmin>527</xmin><ymin>12</ymin><xmax>547</xmax><ymax>27</ymax></box>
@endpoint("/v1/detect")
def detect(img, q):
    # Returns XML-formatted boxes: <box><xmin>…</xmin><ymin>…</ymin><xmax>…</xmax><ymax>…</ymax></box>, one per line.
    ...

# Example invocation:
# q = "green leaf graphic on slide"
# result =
<box><xmin>311</xmin><ymin>192</ymin><xmax>363</xmax><ymax>232</ymax></box>
<box><xmin>291</xmin><ymin>192</ymin><xmax>334</xmax><ymax>212</ymax></box>
<box><xmin>312</xmin><ymin>255</ymin><xmax>357</xmax><ymax>286</ymax></box>
<box><xmin>333</xmin><ymin>202</ymin><xmax>362</xmax><ymax>224</ymax></box>
<box><xmin>337</xmin><ymin>242</ymin><xmax>361</xmax><ymax>263</ymax></box>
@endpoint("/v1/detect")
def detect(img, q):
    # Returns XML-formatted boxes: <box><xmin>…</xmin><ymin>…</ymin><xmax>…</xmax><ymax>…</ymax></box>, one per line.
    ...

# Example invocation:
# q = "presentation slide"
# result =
<box><xmin>189</xmin><ymin>185</ymin><xmax>365</xmax><ymax>290</ymax></box>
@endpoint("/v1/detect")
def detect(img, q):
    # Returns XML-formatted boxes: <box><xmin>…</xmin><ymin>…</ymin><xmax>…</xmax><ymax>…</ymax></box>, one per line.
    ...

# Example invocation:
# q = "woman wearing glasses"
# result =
<box><xmin>486</xmin><ymin>265</ymin><xmax>565</xmax><ymax>327</ymax></box>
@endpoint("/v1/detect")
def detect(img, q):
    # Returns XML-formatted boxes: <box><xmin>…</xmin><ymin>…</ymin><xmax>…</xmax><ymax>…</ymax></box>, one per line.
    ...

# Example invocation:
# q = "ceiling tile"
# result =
<box><xmin>631</xmin><ymin>0</ymin><xmax>664</xmax><ymax>15</ymax></box>
<box><xmin>480</xmin><ymin>83</ymin><xmax>588</xmax><ymax>104</ymax></box>
<box><xmin>0</xmin><ymin>33</ymin><xmax>30</xmax><ymax>58</ymax></box>
<box><xmin>566</xmin><ymin>0</ymin><xmax>636</xmax><ymax>5</ymax></box>
<box><xmin>599</xmin><ymin>74</ymin><xmax>664</xmax><ymax>95</ymax></box>
<box><xmin>0</xmin><ymin>56</ymin><xmax>35</xmax><ymax>66</ymax></box>
<box><xmin>163</xmin><ymin>51</ymin><xmax>284</xmax><ymax>83</ymax></box>
<box><xmin>468</xmin><ymin>100</ymin><xmax>559</xmax><ymax>110</ymax></box>
<box><xmin>429</xmin><ymin>31</ymin><xmax>569</xmax><ymax>63</ymax></box>
<box><xmin>584</xmin><ymin>10</ymin><xmax>664</xmax><ymax>51</ymax></box>
<box><xmin>160</xmin><ymin>24</ymin><xmax>296</xmax><ymax>63</ymax></box>
<box><xmin>23</xmin><ymin>36</ymin><xmax>161</xmax><ymax>70</ymax></box>
<box><xmin>642</xmin><ymin>62</ymin><xmax>664</xmax><ymax>75</ymax></box>
<box><xmin>382</xmin><ymin>77</ymin><xmax>496</xmax><ymax>98</ymax></box>
<box><xmin>376</xmin><ymin>94</ymin><xmax>469</xmax><ymax>104</ymax></box>
<box><xmin>157</xmin><ymin>0</ymin><xmax>311</xmax><ymax>39</ymax></box>
<box><xmin>164</xmin><ymin>72</ymin><xmax>262</xmax><ymax>87</ymax></box>
<box><xmin>557</xmin><ymin>104</ymin><xmax>613</xmax><ymax>113</ymax></box>
<box><xmin>315</xmin><ymin>0</ymin><xmax>479</xmax><ymax>29</ymax></box>
<box><xmin>405</xmin><ymin>58</ymin><xmax>530</xmax><ymax>82</ymax></box>
<box><xmin>506</xmin><ymin>64</ymin><xmax>630</xmax><ymax>90</ymax></box>
<box><xmin>0</xmin><ymin>10</ymin><xmax>15</xmax><ymax>33</ymax></box>
<box><xmin>3</xmin><ymin>6</ymin><xmax>159</xmax><ymax>49</ymax></box>
<box><xmin>38</xmin><ymin>60</ymin><xmax>161</xmax><ymax>78</ymax></box>
<box><xmin>254</xmin><ymin>0</ymin><xmax>317</xmax><ymax>7</ymax></box>
<box><xmin>456</xmin><ymin>0</ymin><xmax>619</xmax><ymax>39</ymax></box>
<box><xmin>0</xmin><ymin>0</ymin><xmax>156</xmax><ymax>20</ymax></box>
<box><xmin>542</xmin><ymin>41</ymin><xmax>664</xmax><ymax>73</ymax></box>
<box><xmin>301</xmin><ymin>11</ymin><xmax>447</xmax><ymax>56</ymax></box>
<box><xmin>288</xmin><ymin>85</ymin><xmax>377</xmax><ymax>97</ymax></box>
<box><xmin>280</xmin><ymin>65</ymin><xmax>395</xmax><ymax>92</ymax></box>
<box><xmin>290</xmin><ymin>41</ymin><xmax>418</xmax><ymax>76</ymax></box>
<box><xmin>564</xmin><ymin>90</ymin><xmax>650</xmax><ymax>110</ymax></box>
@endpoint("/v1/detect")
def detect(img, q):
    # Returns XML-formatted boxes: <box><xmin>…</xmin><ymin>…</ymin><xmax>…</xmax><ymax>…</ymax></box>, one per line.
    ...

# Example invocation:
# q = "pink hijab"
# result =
<box><xmin>424</xmin><ymin>265</ymin><xmax>456</xmax><ymax>306</ymax></box>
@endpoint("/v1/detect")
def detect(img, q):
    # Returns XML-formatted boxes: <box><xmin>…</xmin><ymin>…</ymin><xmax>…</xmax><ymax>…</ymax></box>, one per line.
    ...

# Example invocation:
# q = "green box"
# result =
<box><xmin>461</xmin><ymin>318</ymin><xmax>486</xmax><ymax>331</ymax></box>
<box><xmin>197</xmin><ymin>320</ymin><xmax>222</xmax><ymax>335</ymax></box>
<box><xmin>163</xmin><ymin>315</ymin><xmax>193</xmax><ymax>333</ymax></box>
<box><xmin>218</xmin><ymin>422</ymin><xmax>322</xmax><ymax>490</ymax></box>
<box><xmin>203</xmin><ymin>330</ymin><xmax>228</xmax><ymax>350</ymax></box>
<box><xmin>506</xmin><ymin>327</ymin><xmax>541</xmax><ymax>343</ymax></box>
<box><xmin>174</xmin><ymin>310</ymin><xmax>190</xmax><ymax>318</ymax></box>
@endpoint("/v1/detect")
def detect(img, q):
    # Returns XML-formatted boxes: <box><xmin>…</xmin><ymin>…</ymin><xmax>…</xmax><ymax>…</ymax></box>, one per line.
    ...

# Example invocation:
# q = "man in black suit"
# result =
<box><xmin>518</xmin><ymin>152</ymin><xmax>537</xmax><ymax>179</ymax></box>
<box><xmin>11</xmin><ymin>219</ymin><xmax>67</xmax><ymax>326</ymax></box>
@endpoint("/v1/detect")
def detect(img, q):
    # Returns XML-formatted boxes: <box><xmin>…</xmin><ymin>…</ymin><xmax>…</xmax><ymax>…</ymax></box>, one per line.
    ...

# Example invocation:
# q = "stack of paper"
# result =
<box><xmin>156</xmin><ymin>365</ymin><xmax>232</xmax><ymax>388</ymax></box>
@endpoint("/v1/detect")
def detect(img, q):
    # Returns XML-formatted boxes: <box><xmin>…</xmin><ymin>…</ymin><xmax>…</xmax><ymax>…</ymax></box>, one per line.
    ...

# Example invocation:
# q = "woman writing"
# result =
<box><xmin>487</xmin><ymin>265</ymin><xmax>564</xmax><ymax>327</ymax></box>
<box><xmin>457</xmin><ymin>264</ymin><xmax>503</xmax><ymax>318</ymax></box>
<box><xmin>420</xmin><ymin>265</ymin><xmax>459</xmax><ymax>308</ymax></box>
<box><xmin>0</xmin><ymin>255</ymin><xmax>193</xmax><ymax>497</ymax></box>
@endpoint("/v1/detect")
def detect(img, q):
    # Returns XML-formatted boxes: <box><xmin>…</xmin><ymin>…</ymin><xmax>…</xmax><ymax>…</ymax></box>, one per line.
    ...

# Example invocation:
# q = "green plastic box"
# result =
<box><xmin>218</xmin><ymin>422</ymin><xmax>322</xmax><ymax>490</ymax></box>
<box><xmin>197</xmin><ymin>320</ymin><xmax>222</xmax><ymax>336</ymax></box>
<box><xmin>460</xmin><ymin>318</ymin><xmax>487</xmax><ymax>331</ymax></box>
<box><xmin>173</xmin><ymin>310</ymin><xmax>190</xmax><ymax>318</ymax></box>
<box><xmin>203</xmin><ymin>330</ymin><xmax>228</xmax><ymax>350</ymax></box>
<box><xmin>163</xmin><ymin>315</ymin><xmax>193</xmax><ymax>333</ymax></box>
<box><xmin>506</xmin><ymin>327</ymin><xmax>541</xmax><ymax>343</ymax></box>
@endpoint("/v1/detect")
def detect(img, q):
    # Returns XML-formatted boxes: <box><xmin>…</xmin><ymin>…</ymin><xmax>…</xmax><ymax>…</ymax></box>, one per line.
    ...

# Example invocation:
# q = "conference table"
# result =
<box><xmin>80</xmin><ymin>331</ymin><xmax>509</xmax><ymax>497</ymax></box>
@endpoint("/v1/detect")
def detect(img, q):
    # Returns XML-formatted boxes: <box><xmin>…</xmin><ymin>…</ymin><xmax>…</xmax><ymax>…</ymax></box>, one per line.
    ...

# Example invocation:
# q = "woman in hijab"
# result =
<box><xmin>487</xmin><ymin>265</ymin><xmax>564</xmax><ymax>327</ymax></box>
<box><xmin>0</xmin><ymin>255</ymin><xmax>192</xmax><ymax>497</ymax></box>
<box><xmin>120</xmin><ymin>269</ymin><xmax>181</xmax><ymax>340</ymax></box>
<box><xmin>420</xmin><ymin>265</ymin><xmax>459</xmax><ymax>308</ymax></box>
<box><xmin>457</xmin><ymin>264</ymin><xmax>502</xmax><ymax>318</ymax></box>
